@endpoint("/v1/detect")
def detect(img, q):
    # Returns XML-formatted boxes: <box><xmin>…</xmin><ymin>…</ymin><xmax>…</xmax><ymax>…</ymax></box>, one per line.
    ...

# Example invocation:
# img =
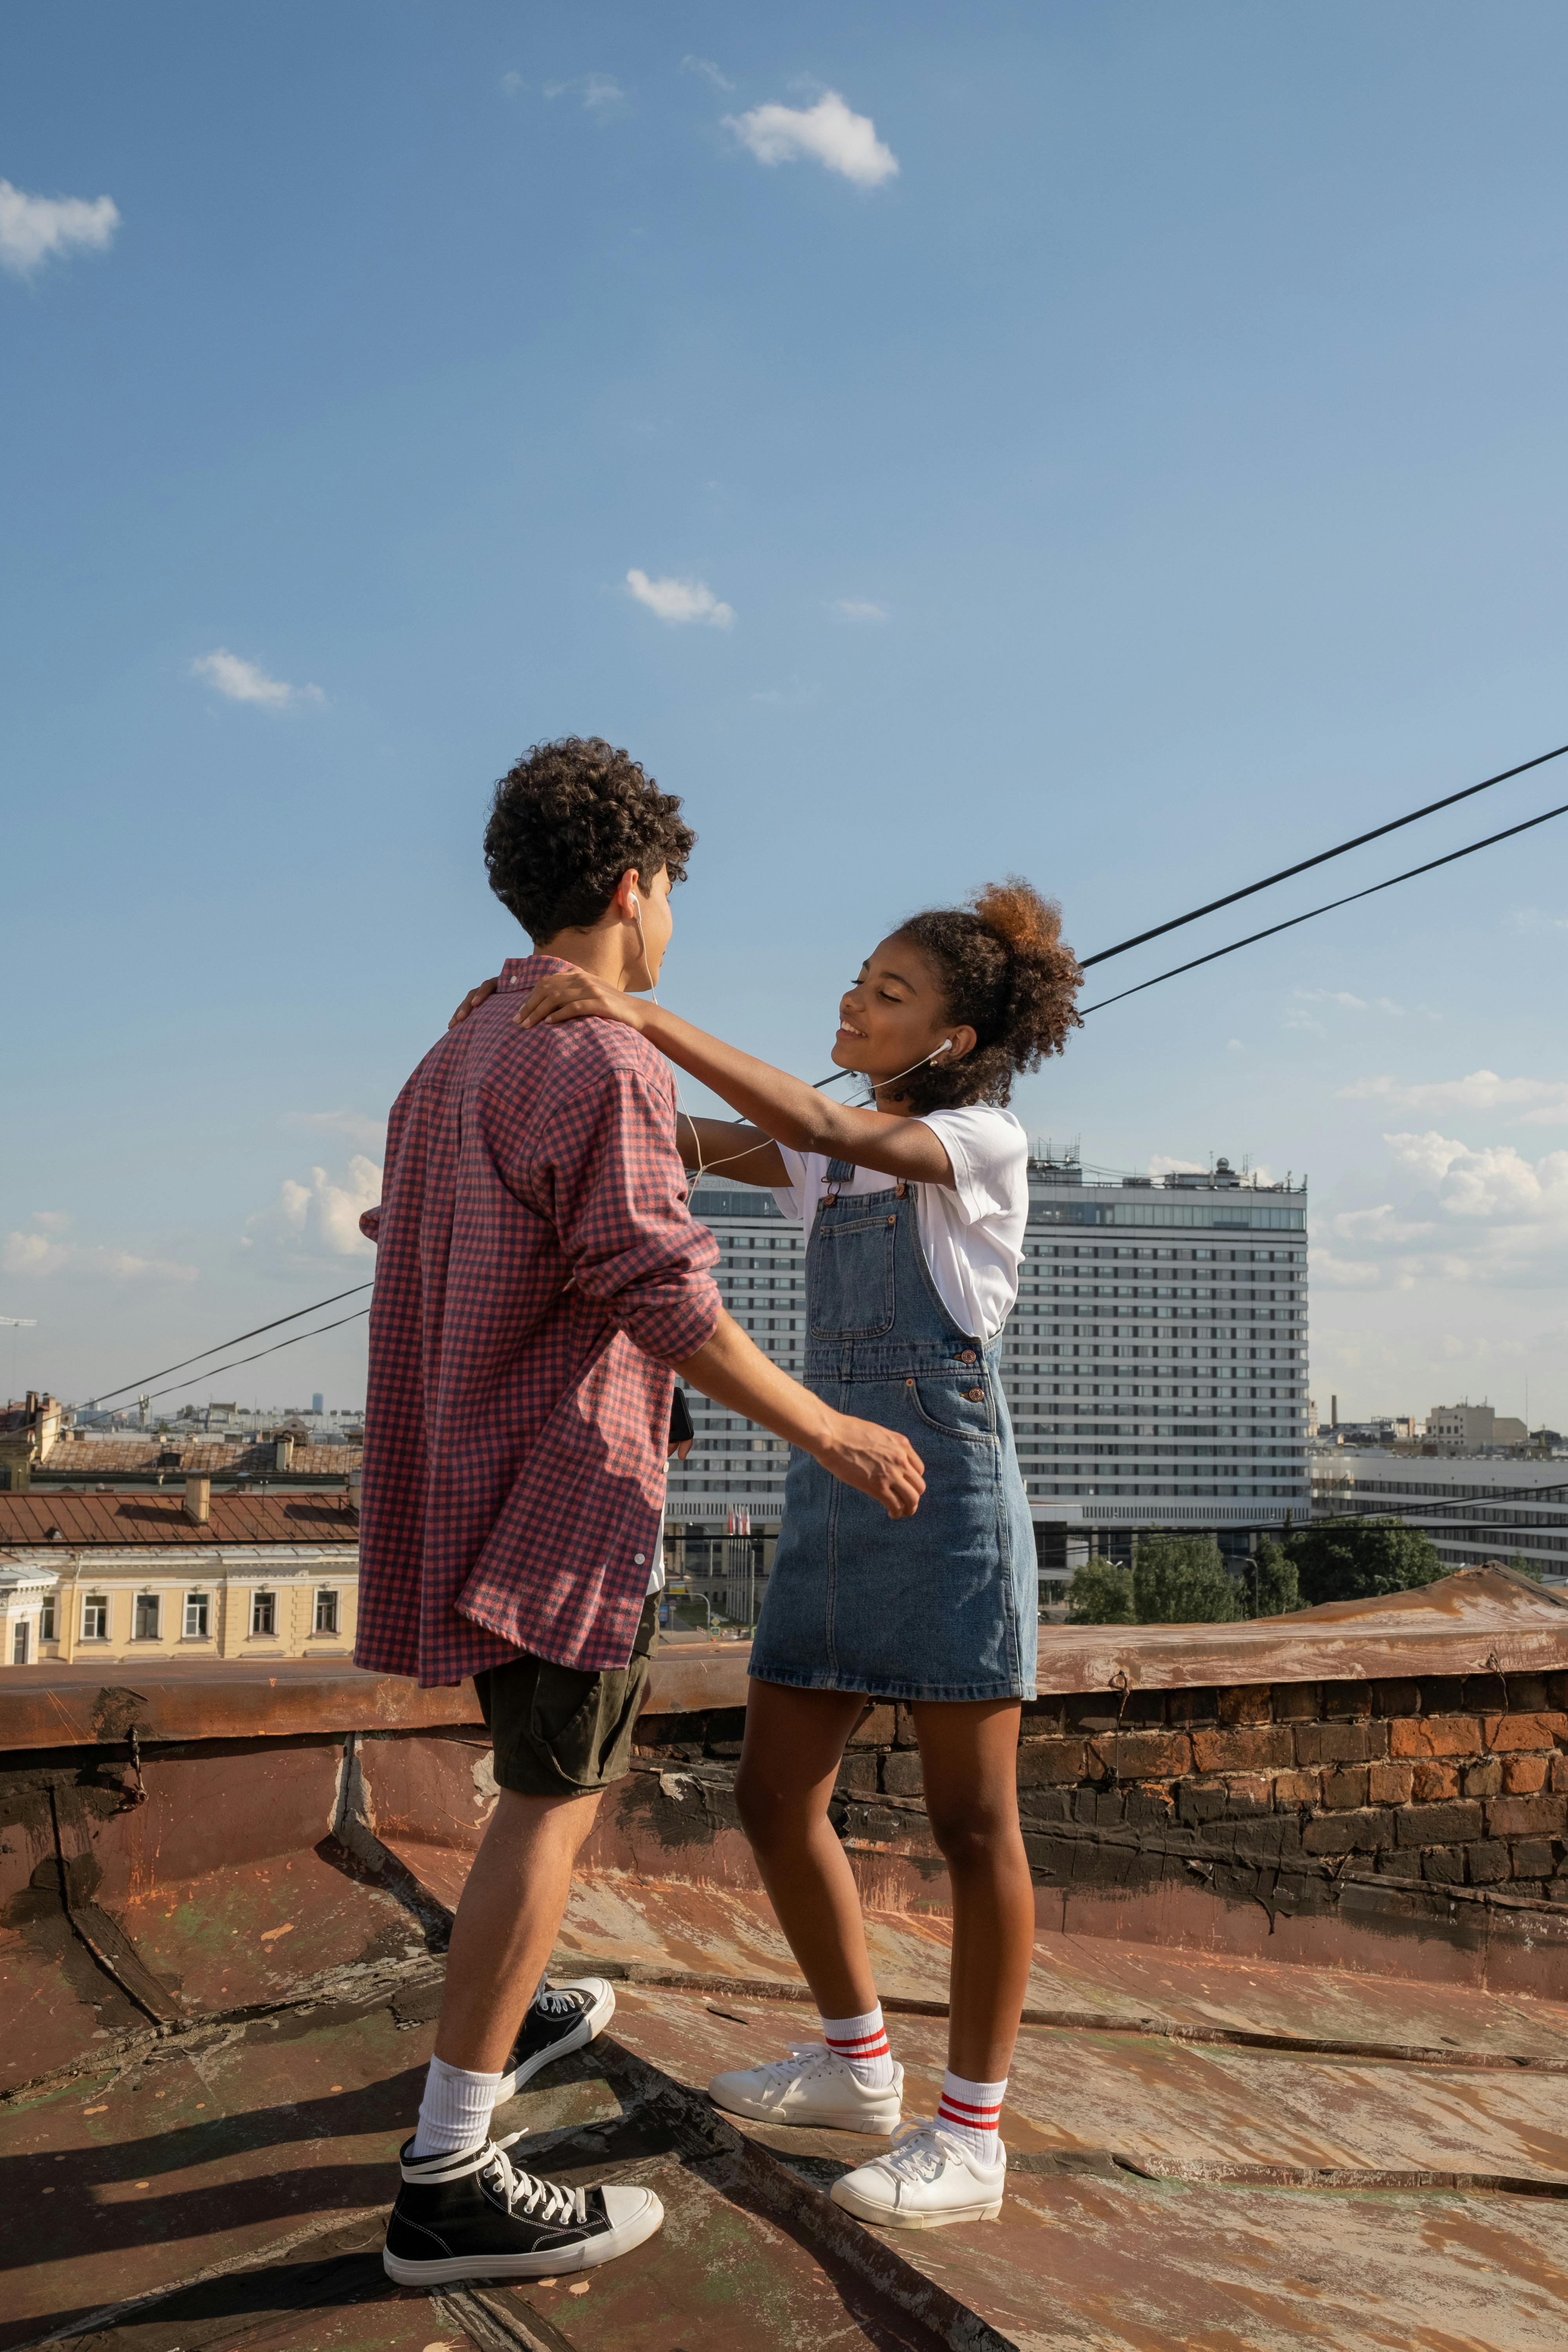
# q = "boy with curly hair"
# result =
<box><xmin>360</xmin><ymin>738</ymin><xmax>922</xmax><ymax>2288</ymax></box>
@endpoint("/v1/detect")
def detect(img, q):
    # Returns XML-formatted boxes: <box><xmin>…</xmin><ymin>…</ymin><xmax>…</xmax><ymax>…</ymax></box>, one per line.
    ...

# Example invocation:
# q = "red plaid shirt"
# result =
<box><xmin>353</xmin><ymin>955</ymin><xmax>721</xmax><ymax>1686</ymax></box>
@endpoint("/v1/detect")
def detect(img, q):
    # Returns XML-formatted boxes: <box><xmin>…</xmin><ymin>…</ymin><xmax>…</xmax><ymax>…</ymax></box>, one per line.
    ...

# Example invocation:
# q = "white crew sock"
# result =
<box><xmin>409</xmin><ymin>2055</ymin><xmax>503</xmax><ymax>2159</ymax></box>
<box><xmin>821</xmin><ymin>2005</ymin><xmax>895</xmax><ymax>2089</ymax></box>
<box><xmin>937</xmin><ymin>2070</ymin><xmax>1006</xmax><ymax>2163</ymax></box>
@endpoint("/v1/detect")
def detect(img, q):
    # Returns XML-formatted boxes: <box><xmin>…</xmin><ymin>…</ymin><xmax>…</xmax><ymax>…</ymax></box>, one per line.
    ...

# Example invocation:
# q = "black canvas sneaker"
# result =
<box><xmin>382</xmin><ymin>2132</ymin><xmax>663</xmax><ymax>2285</ymax></box>
<box><xmin>496</xmin><ymin>1976</ymin><xmax>616</xmax><ymax>2102</ymax></box>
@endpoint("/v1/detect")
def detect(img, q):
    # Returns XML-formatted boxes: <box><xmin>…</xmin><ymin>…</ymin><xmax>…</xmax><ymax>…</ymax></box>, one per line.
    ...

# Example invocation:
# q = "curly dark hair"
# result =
<box><xmin>483</xmin><ymin>737</ymin><xmax>696</xmax><ymax>939</ymax></box>
<box><xmin>892</xmin><ymin>877</ymin><xmax>1082</xmax><ymax>1115</ymax></box>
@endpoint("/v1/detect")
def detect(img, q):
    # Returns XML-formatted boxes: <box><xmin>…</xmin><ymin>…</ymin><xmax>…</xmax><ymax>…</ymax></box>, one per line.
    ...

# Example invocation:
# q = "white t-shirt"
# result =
<box><xmin>774</xmin><ymin>1105</ymin><xmax>1028</xmax><ymax>1342</ymax></box>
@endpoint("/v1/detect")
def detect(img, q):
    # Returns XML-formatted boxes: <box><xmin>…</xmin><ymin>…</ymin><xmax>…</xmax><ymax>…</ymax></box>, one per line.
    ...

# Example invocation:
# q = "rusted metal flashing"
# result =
<box><xmin>0</xmin><ymin>1646</ymin><xmax>750</xmax><ymax>1753</ymax></box>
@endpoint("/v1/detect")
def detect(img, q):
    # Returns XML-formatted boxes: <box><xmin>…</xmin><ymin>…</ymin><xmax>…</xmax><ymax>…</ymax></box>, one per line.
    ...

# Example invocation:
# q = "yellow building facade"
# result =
<box><xmin>0</xmin><ymin>1545</ymin><xmax>358</xmax><ymax>1668</ymax></box>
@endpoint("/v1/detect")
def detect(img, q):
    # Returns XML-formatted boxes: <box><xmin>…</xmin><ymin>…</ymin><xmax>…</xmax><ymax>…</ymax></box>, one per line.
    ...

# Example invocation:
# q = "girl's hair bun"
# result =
<box><xmin>970</xmin><ymin>876</ymin><xmax>1065</xmax><ymax>960</ymax></box>
<box><xmin>892</xmin><ymin>875</ymin><xmax>1082</xmax><ymax>1116</ymax></box>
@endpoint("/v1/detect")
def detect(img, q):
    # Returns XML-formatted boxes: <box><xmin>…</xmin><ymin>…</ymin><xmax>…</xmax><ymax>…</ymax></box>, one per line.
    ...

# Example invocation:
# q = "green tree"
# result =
<box><xmin>1066</xmin><ymin>1557</ymin><xmax>1135</xmax><ymax>1624</ymax></box>
<box><xmin>1132</xmin><ymin>1534</ymin><xmax>1243</xmax><ymax>1624</ymax></box>
<box><xmin>1246</xmin><ymin>1537</ymin><xmax>1301</xmax><ymax>1617</ymax></box>
<box><xmin>1286</xmin><ymin>1520</ymin><xmax>1444</xmax><ymax>1606</ymax></box>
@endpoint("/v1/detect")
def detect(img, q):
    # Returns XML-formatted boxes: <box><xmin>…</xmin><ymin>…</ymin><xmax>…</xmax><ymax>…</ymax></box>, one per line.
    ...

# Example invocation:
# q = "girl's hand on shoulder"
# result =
<box><xmin>448</xmin><ymin>977</ymin><xmax>500</xmax><ymax>1029</ymax></box>
<box><xmin>515</xmin><ymin>970</ymin><xmax>650</xmax><ymax>1033</ymax></box>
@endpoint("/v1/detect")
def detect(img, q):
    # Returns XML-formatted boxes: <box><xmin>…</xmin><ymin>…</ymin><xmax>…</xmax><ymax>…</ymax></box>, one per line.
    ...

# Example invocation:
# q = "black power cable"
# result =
<box><xmin>81</xmin><ymin>742</ymin><xmax>1568</xmax><ymax>1404</ymax></box>
<box><xmin>140</xmin><ymin>1307</ymin><xmax>372</xmax><ymax>1404</ymax></box>
<box><xmin>1080</xmin><ymin>796</ymin><xmax>1568</xmax><ymax>1016</ymax></box>
<box><xmin>90</xmin><ymin>1282</ymin><xmax>373</xmax><ymax>1406</ymax></box>
<box><xmin>1080</xmin><ymin>738</ymin><xmax>1568</xmax><ymax>969</ymax></box>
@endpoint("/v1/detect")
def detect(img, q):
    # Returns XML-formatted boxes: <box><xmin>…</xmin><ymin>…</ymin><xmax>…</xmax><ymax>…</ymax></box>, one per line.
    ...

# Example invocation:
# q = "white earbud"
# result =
<box><xmin>629</xmin><ymin>896</ymin><xmax>641</xmax><ymax>918</ymax></box>
<box><xmin>934</xmin><ymin>1038</ymin><xmax>955</xmax><ymax>1058</ymax></box>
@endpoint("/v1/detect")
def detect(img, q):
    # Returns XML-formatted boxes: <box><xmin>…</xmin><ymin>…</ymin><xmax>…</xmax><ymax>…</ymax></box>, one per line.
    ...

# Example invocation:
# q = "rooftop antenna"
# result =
<box><xmin>1</xmin><ymin>1315</ymin><xmax>37</xmax><ymax>1399</ymax></box>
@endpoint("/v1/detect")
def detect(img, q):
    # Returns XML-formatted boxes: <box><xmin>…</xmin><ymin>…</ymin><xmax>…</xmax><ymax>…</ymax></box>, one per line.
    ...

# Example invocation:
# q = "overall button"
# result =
<box><xmin>965</xmin><ymin>1388</ymin><xmax>985</xmax><ymax>1402</ymax></box>
<box><xmin>959</xmin><ymin>1349</ymin><xmax>977</xmax><ymax>1364</ymax></box>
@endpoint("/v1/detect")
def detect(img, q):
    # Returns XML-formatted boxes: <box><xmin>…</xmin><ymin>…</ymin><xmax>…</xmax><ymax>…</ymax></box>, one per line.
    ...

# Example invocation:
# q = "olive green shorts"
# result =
<box><xmin>473</xmin><ymin>1595</ymin><xmax>659</xmax><ymax>1799</ymax></box>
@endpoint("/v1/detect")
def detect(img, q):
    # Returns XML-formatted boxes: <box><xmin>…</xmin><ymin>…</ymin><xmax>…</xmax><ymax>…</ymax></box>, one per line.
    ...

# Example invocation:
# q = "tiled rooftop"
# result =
<box><xmin>0</xmin><ymin>1490</ymin><xmax>359</xmax><ymax>1551</ymax></box>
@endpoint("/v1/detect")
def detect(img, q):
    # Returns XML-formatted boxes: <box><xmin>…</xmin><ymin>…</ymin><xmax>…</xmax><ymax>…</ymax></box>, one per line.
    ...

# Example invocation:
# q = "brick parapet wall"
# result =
<box><xmin>634</xmin><ymin>1668</ymin><xmax>1568</xmax><ymax>1918</ymax></box>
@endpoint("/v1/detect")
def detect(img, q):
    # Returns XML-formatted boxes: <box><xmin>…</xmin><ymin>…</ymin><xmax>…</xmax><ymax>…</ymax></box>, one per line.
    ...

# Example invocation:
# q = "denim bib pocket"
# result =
<box><xmin>809</xmin><ymin>1214</ymin><xmax>896</xmax><ymax>1336</ymax></box>
<box><xmin>903</xmin><ymin>1375</ymin><xmax>997</xmax><ymax>1445</ymax></box>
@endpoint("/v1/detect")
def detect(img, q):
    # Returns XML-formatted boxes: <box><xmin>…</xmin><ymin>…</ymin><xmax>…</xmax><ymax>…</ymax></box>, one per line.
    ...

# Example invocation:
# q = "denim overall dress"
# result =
<box><xmin>748</xmin><ymin>1160</ymin><xmax>1038</xmax><ymax>1703</ymax></box>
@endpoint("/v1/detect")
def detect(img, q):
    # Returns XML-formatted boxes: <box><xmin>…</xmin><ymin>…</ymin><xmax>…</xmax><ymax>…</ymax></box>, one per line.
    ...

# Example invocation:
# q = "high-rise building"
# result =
<box><xmin>666</xmin><ymin>1185</ymin><xmax>802</xmax><ymax>1614</ymax></box>
<box><xmin>1006</xmin><ymin>1155</ymin><xmax>1309</xmax><ymax>1562</ymax></box>
<box><xmin>311</xmin><ymin>1393</ymin><xmax>325</xmax><ymax>1417</ymax></box>
<box><xmin>666</xmin><ymin>1152</ymin><xmax>1310</xmax><ymax>1615</ymax></box>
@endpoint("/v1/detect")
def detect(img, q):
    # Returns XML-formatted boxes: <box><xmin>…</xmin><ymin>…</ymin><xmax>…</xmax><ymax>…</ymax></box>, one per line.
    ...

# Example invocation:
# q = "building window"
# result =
<box><xmin>82</xmin><ymin>1595</ymin><xmax>109</xmax><ymax>1641</ymax></box>
<box><xmin>313</xmin><ymin>1588</ymin><xmax>339</xmax><ymax>1636</ymax></box>
<box><xmin>184</xmin><ymin>1592</ymin><xmax>210</xmax><ymax>1640</ymax></box>
<box><xmin>39</xmin><ymin>1596</ymin><xmax>55</xmax><ymax>1641</ymax></box>
<box><xmin>251</xmin><ymin>1590</ymin><xmax>277</xmax><ymax>1637</ymax></box>
<box><xmin>12</xmin><ymin>1620</ymin><xmax>30</xmax><ymax>1665</ymax></box>
<box><xmin>134</xmin><ymin>1593</ymin><xmax>161</xmax><ymax>1641</ymax></box>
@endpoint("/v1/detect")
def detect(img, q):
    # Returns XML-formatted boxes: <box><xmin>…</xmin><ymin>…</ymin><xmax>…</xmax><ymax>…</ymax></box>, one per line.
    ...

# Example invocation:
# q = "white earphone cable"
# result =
<box><xmin>635</xmin><ymin>891</ymin><xmax>956</xmax><ymax>1188</ymax></box>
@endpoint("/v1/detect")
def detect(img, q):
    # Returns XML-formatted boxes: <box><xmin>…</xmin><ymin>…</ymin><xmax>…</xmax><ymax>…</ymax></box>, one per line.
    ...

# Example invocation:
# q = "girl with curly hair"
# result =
<box><xmin>503</xmin><ymin>876</ymin><xmax>1082</xmax><ymax>2229</ymax></box>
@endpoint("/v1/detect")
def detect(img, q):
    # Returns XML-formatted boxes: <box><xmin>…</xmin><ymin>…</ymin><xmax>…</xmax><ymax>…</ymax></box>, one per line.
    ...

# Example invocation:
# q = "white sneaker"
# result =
<box><xmin>708</xmin><ymin>2042</ymin><xmax>904</xmax><ymax>2134</ymax></box>
<box><xmin>830</xmin><ymin>2118</ymin><xmax>1006</xmax><ymax>2228</ymax></box>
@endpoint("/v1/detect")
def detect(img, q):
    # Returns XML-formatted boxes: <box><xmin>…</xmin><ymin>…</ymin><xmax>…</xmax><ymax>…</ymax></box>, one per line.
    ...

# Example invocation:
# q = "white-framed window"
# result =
<box><xmin>313</xmin><ymin>1588</ymin><xmax>339</xmax><ymax>1635</ymax></box>
<box><xmin>39</xmin><ymin>1596</ymin><xmax>55</xmax><ymax>1641</ymax></box>
<box><xmin>133</xmin><ymin>1592</ymin><xmax>161</xmax><ymax>1641</ymax></box>
<box><xmin>251</xmin><ymin>1590</ymin><xmax>277</xmax><ymax>1637</ymax></box>
<box><xmin>81</xmin><ymin>1594</ymin><xmax>109</xmax><ymax>1641</ymax></box>
<box><xmin>12</xmin><ymin>1620</ymin><xmax>29</xmax><ymax>1665</ymax></box>
<box><xmin>184</xmin><ymin>1592</ymin><xmax>210</xmax><ymax>1640</ymax></box>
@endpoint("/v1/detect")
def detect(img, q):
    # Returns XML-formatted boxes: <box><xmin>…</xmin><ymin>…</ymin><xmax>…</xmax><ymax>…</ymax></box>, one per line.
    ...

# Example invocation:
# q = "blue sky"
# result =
<box><xmin>5</xmin><ymin>1</ymin><xmax>1568</xmax><ymax>1426</ymax></box>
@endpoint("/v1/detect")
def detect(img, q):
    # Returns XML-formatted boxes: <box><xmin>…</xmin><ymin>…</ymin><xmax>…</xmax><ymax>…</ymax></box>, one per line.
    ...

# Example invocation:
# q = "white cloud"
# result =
<box><xmin>86</xmin><ymin>1248</ymin><xmax>197</xmax><ymax>1283</ymax></box>
<box><xmin>32</xmin><ymin>1210</ymin><xmax>71</xmax><ymax>1233</ymax></box>
<box><xmin>1331</xmin><ymin>1203</ymin><xmax>1437</xmax><ymax>1245</ymax></box>
<box><xmin>830</xmin><ymin>599</ymin><xmax>889</xmax><ymax>623</ymax></box>
<box><xmin>191</xmin><ymin>648</ymin><xmax>325</xmax><ymax>709</ymax></box>
<box><xmin>1299</xmin><ymin>988</ymin><xmax>1370</xmax><ymax>1013</ymax></box>
<box><xmin>3</xmin><ymin>1231</ymin><xmax>70</xmax><ymax>1276</ymax></box>
<box><xmin>1342</xmin><ymin>1070</ymin><xmax>1568</xmax><ymax>1125</ymax></box>
<box><xmin>1310</xmin><ymin>1250</ymin><xmax>1385</xmax><ymax>1290</ymax></box>
<box><xmin>501</xmin><ymin>71</ymin><xmax>526</xmax><ymax>96</ymax></box>
<box><xmin>287</xmin><ymin>1109</ymin><xmax>387</xmax><ymax>1152</ymax></box>
<box><xmin>2</xmin><ymin>1226</ymin><xmax>194</xmax><ymax>1281</ymax></box>
<box><xmin>682</xmin><ymin>55</ymin><xmax>734</xmax><ymax>93</ymax></box>
<box><xmin>1148</xmin><ymin>1154</ymin><xmax>1205</xmax><ymax>1176</ymax></box>
<box><xmin>625</xmin><ymin>569</ymin><xmax>734</xmax><ymax>628</ymax></box>
<box><xmin>244</xmin><ymin>1158</ymin><xmax>381</xmax><ymax>1266</ymax></box>
<box><xmin>1226</xmin><ymin>1038</ymin><xmax>1244</xmax><ymax>1052</ymax></box>
<box><xmin>1384</xmin><ymin>1131</ymin><xmax>1568</xmax><ymax>1222</ymax></box>
<box><xmin>726</xmin><ymin>91</ymin><xmax>899</xmax><ymax>188</ymax></box>
<box><xmin>1287</xmin><ymin>989</ymin><xmax>1412</xmax><ymax>1037</ymax></box>
<box><xmin>543</xmin><ymin>75</ymin><xmax>626</xmax><ymax>114</ymax></box>
<box><xmin>0</xmin><ymin>179</ymin><xmax>120</xmax><ymax>277</ymax></box>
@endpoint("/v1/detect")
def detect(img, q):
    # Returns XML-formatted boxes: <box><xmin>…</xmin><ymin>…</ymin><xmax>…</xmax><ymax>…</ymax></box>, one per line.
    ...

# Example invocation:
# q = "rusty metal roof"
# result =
<box><xmin>2</xmin><ymin>1587</ymin><xmax>1566</xmax><ymax>2350</ymax></box>
<box><xmin>0</xmin><ymin>1489</ymin><xmax>359</xmax><ymax>1551</ymax></box>
<box><xmin>0</xmin><ymin>1639</ymin><xmax>744</xmax><ymax>1750</ymax></box>
<box><xmin>1032</xmin><ymin>1562</ymin><xmax>1568</xmax><ymax>1690</ymax></box>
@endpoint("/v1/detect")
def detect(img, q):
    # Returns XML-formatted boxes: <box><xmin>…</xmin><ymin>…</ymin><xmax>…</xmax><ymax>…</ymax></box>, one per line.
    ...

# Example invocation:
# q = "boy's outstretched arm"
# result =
<box><xmin>674</xmin><ymin>1312</ymin><xmax>924</xmax><ymax>1520</ymax></box>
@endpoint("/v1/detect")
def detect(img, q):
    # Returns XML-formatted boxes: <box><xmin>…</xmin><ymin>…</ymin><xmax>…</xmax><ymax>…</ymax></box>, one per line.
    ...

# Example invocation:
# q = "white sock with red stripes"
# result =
<box><xmin>821</xmin><ymin>2005</ymin><xmax>894</xmax><ymax>2089</ymax></box>
<box><xmin>937</xmin><ymin>2070</ymin><xmax>1006</xmax><ymax>2162</ymax></box>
